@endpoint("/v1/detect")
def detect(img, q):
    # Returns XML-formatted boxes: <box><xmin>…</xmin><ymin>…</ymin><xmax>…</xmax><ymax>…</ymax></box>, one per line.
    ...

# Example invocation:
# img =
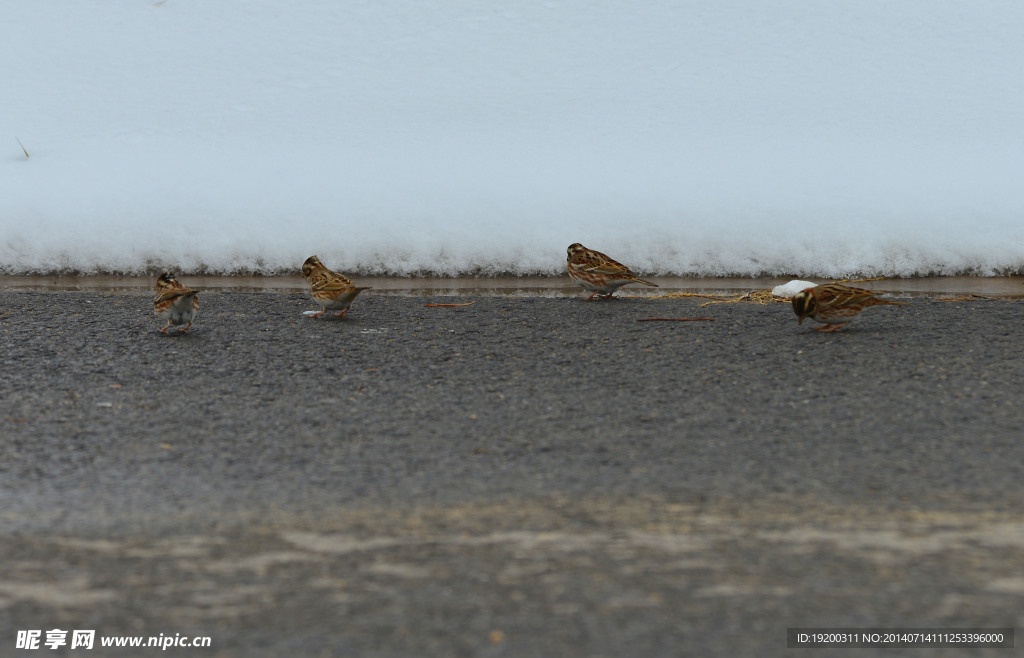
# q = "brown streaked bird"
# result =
<box><xmin>153</xmin><ymin>272</ymin><xmax>199</xmax><ymax>333</ymax></box>
<box><xmin>566</xmin><ymin>243</ymin><xmax>658</xmax><ymax>300</ymax></box>
<box><xmin>301</xmin><ymin>255</ymin><xmax>371</xmax><ymax>318</ymax></box>
<box><xmin>791</xmin><ymin>283</ymin><xmax>909</xmax><ymax>332</ymax></box>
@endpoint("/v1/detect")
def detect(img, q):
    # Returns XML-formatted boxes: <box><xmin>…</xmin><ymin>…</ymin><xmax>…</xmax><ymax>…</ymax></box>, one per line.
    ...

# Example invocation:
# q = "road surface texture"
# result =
<box><xmin>1</xmin><ymin>291</ymin><xmax>1022</xmax><ymax>656</ymax></box>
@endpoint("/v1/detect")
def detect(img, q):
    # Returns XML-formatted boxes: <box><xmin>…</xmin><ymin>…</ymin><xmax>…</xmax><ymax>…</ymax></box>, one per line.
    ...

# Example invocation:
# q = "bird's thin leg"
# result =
<box><xmin>333</xmin><ymin>309</ymin><xmax>349</xmax><ymax>317</ymax></box>
<box><xmin>309</xmin><ymin>310</ymin><xmax>326</xmax><ymax>318</ymax></box>
<box><xmin>179</xmin><ymin>320</ymin><xmax>193</xmax><ymax>333</ymax></box>
<box><xmin>159</xmin><ymin>321</ymin><xmax>171</xmax><ymax>334</ymax></box>
<box><xmin>586</xmin><ymin>292</ymin><xmax>599</xmax><ymax>301</ymax></box>
<box><xmin>813</xmin><ymin>323</ymin><xmax>847</xmax><ymax>333</ymax></box>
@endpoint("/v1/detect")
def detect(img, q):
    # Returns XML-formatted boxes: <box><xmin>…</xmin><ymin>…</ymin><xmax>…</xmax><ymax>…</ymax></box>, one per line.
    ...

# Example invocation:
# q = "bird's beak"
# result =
<box><xmin>797</xmin><ymin>316</ymin><xmax>804</xmax><ymax>325</ymax></box>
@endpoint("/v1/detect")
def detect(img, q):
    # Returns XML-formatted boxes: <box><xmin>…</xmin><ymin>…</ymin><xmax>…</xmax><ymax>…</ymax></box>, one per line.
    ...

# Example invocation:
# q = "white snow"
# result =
<box><xmin>771</xmin><ymin>281</ymin><xmax>818</xmax><ymax>298</ymax></box>
<box><xmin>3</xmin><ymin>1</ymin><xmax>1024</xmax><ymax>277</ymax></box>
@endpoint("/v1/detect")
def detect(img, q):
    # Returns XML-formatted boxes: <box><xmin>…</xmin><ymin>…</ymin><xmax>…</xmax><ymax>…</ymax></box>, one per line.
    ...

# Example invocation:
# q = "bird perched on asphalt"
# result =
<box><xmin>301</xmin><ymin>255</ymin><xmax>371</xmax><ymax>318</ymax></box>
<box><xmin>566</xmin><ymin>243</ymin><xmax>658</xmax><ymax>300</ymax></box>
<box><xmin>791</xmin><ymin>283</ymin><xmax>909</xmax><ymax>332</ymax></box>
<box><xmin>153</xmin><ymin>272</ymin><xmax>199</xmax><ymax>333</ymax></box>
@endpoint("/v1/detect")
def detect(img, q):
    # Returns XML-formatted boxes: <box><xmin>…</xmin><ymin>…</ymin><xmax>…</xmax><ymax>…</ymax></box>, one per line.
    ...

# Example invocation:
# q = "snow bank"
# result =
<box><xmin>3</xmin><ymin>1</ymin><xmax>1023</xmax><ymax>277</ymax></box>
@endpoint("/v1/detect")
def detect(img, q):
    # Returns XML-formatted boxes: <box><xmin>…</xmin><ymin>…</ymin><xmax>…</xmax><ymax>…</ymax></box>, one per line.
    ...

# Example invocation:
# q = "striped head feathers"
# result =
<box><xmin>301</xmin><ymin>255</ymin><xmax>325</xmax><ymax>280</ymax></box>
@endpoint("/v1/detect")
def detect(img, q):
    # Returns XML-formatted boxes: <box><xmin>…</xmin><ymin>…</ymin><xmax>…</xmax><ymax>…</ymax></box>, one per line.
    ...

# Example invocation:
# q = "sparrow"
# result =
<box><xmin>301</xmin><ymin>255</ymin><xmax>371</xmax><ymax>318</ymax></box>
<box><xmin>566</xmin><ymin>243</ymin><xmax>658</xmax><ymax>300</ymax></box>
<box><xmin>791</xmin><ymin>283</ymin><xmax>909</xmax><ymax>332</ymax></box>
<box><xmin>153</xmin><ymin>272</ymin><xmax>199</xmax><ymax>333</ymax></box>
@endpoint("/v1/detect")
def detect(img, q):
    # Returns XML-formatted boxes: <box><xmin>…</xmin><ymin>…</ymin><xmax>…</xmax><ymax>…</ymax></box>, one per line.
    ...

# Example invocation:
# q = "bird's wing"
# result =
<box><xmin>575</xmin><ymin>250</ymin><xmax>633</xmax><ymax>276</ymax></box>
<box><xmin>154</xmin><ymin>283</ymin><xmax>195</xmax><ymax>304</ymax></box>
<box><xmin>816</xmin><ymin>285</ymin><xmax>878</xmax><ymax>309</ymax></box>
<box><xmin>310</xmin><ymin>270</ymin><xmax>355</xmax><ymax>291</ymax></box>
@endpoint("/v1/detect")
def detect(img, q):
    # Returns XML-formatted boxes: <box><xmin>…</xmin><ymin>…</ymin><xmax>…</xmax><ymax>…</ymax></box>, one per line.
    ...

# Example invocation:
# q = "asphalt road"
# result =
<box><xmin>1</xmin><ymin>291</ymin><xmax>1023</xmax><ymax>657</ymax></box>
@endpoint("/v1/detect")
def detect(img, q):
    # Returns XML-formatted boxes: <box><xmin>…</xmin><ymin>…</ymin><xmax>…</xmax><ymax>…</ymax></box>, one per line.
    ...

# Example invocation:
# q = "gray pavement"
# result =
<box><xmin>1</xmin><ymin>291</ymin><xmax>1023</xmax><ymax>656</ymax></box>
